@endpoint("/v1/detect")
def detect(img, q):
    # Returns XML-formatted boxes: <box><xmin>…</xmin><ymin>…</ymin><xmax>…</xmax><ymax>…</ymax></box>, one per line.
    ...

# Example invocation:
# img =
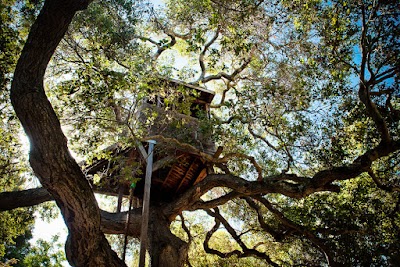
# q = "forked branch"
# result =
<box><xmin>197</xmin><ymin>27</ymin><xmax>220</xmax><ymax>82</ymax></box>
<box><xmin>204</xmin><ymin>208</ymin><xmax>279</xmax><ymax>266</ymax></box>
<box><xmin>251</xmin><ymin>196</ymin><xmax>336</xmax><ymax>266</ymax></box>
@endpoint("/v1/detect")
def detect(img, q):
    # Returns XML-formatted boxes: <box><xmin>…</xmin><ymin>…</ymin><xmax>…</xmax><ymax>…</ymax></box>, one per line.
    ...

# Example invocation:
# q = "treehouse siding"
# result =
<box><xmin>138</xmin><ymin>102</ymin><xmax>216</xmax><ymax>155</ymax></box>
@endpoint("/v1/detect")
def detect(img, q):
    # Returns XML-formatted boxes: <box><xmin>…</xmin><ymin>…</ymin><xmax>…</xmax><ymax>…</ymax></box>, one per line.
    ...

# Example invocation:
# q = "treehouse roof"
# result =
<box><xmin>155</xmin><ymin>77</ymin><xmax>215</xmax><ymax>104</ymax></box>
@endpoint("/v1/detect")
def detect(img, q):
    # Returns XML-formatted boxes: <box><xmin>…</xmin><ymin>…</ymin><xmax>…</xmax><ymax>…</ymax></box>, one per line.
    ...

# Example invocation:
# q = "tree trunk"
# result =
<box><xmin>147</xmin><ymin>210</ymin><xmax>189</xmax><ymax>267</ymax></box>
<box><xmin>10</xmin><ymin>0</ymin><xmax>125</xmax><ymax>266</ymax></box>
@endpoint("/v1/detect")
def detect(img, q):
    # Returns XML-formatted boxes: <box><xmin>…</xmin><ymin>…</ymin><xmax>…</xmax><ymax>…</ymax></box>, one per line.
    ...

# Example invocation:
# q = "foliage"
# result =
<box><xmin>0</xmin><ymin>1</ymin><xmax>63</xmax><ymax>265</ymax></box>
<box><xmin>277</xmin><ymin>176</ymin><xmax>400</xmax><ymax>265</ymax></box>
<box><xmin>0</xmin><ymin>0</ymin><xmax>33</xmax><ymax>263</ymax></box>
<box><xmin>22</xmin><ymin>236</ymin><xmax>66</xmax><ymax>267</ymax></box>
<box><xmin>1</xmin><ymin>0</ymin><xmax>399</xmax><ymax>266</ymax></box>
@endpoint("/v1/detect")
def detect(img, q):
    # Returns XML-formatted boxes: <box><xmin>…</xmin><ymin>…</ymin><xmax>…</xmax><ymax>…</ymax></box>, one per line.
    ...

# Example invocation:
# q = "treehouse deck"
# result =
<box><xmin>84</xmin><ymin>144</ymin><xmax>211</xmax><ymax>202</ymax></box>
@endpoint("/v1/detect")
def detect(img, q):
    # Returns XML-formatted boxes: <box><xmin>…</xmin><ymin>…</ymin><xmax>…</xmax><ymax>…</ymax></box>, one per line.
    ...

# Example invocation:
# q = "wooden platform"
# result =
<box><xmin>83</xmin><ymin>144</ymin><xmax>211</xmax><ymax>202</ymax></box>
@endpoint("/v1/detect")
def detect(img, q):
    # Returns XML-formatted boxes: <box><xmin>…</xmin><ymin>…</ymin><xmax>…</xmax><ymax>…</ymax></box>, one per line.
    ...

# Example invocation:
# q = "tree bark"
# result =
<box><xmin>10</xmin><ymin>0</ymin><xmax>125</xmax><ymax>266</ymax></box>
<box><xmin>148</xmin><ymin>210</ymin><xmax>189</xmax><ymax>267</ymax></box>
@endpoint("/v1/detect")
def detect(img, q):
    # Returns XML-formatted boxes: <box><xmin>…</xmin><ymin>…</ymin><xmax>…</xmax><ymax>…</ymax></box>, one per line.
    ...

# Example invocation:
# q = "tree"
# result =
<box><xmin>1</xmin><ymin>0</ymin><xmax>38</xmax><ymax>264</ymax></box>
<box><xmin>22</xmin><ymin>236</ymin><xmax>66</xmax><ymax>267</ymax></box>
<box><xmin>0</xmin><ymin>0</ymin><xmax>399</xmax><ymax>266</ymax></box>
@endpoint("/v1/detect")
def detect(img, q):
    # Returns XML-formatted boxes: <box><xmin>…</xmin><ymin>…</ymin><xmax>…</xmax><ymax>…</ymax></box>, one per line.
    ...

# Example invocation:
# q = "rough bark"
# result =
<box><xmin>0</xmin><ymin>188</ymin><xmax>51</xmax><ymax>211</ymax></box>
<box><xmin>10</xmin><ymin>0</ymin><xmax>125</xmax><ymax>266</ymax></box>
<box><xmin>101</xmin><ymin>209</ymin><xmax>142</xmax><ymax>237</ymax></box>
<box><xmin>148</xmin><ymin>209</ymin><xmax>189</xmax><ymax>267</ymax></box>
<box><xmin>5</xmin><ymin>0</ymin><xmax>398</xmax><ymax>266</ymax></box>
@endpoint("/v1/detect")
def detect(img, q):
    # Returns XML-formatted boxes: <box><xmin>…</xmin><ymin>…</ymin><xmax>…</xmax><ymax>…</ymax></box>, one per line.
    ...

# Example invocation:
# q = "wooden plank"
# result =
<box><xmin>161</xmin><ymin>164</ymin><xmax>176</xmax><ymax>188</ymax></box>
<box><xmin>139</xmin><ymin>140</ymin><xmax>156</xmax><ymax>267</ymax></box>
<box><xmin>136</xmin><ymin>141</ymin><xmax>148</xmax><ymax>162</ymax></box>
<box><xmin>175</xmin><ymin>158</ymin><xmax>197</xmax><ymax>194</ymax></box>
<box><xmin>193</xmin><ymin>168</ymin><xmax>208</xmax><ymax>185</ymax></box>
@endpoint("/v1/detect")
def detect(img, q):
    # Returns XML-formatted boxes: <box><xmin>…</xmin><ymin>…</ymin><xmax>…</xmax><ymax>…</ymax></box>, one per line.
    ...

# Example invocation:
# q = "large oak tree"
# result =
<box><xmin>1</xmin><ymin>0</ymin><xmax>399</xmax><ymax>266</ymax></box>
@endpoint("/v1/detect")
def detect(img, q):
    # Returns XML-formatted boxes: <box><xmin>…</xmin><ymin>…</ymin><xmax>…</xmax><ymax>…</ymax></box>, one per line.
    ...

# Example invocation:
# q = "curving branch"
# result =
<box><xmin>248</xmin><ymin>125</ymin><xmax>295</xmax><ymax>173</ymax></box>
<box><xmin>202</xmin><ymin>53</ymin><xmax>254</xmax><ymax>83</ymax></box>
<box><xmin>166</xmin><ymin>139</ymin><xmax>400</xmax><ymax>218</ymax></box>
<box><xmin>209</xmin><ymin>0</ymin><xmax>265</xmax><ymax>13</ymax></box>
<box><xmin>197</xmin><ymin>27</ymin><xmax>220</xmax><ymax>82</ymax></box>
<box><xmin>359</xmin><ymin>79</ymin><xmax>393</xmax><ymax>143</ymax></box>
<box><xmin>134</xmin><ymin>9</ymin><xmax>193</xmax><ymax>63</ymax></box>
<box><xmin>134</xmin><ymin>33</ymin><xmax>177</xmax><ymax>61</ymax></box>
<box><xmin>209</xmin><ymin>80</ymin><xmax>234</xmax><ymax>108</ymax></box>
<box><xmin>368</xmin><ymin>169</ymin><xmax>400</xmax><ymax>193</ymax></box>
<box><xmin>164</xmin><ymin>173</ymin><xmax>339</xmax><ymax>220</ymax></box>
<box><xmin>188</xmin><ymin>191</ymin><xmax>242</xmax><ymax>211</ymax></box>
<box><xmin>244</xmin><ymin>197</ymin><xmax>293</xmax><ymax>242</ymax></box>
<box><xmin>204</xmin><ymin>208</ymin><xmax>279</xmax><ymax>266</ymax></box>
<box><xmin>251</xmin><ymin>196</ymin><xmax>337</xmax><ymax>266</ymax></box>
<box><xmin>310</xmin><ymin>139</ymin><xmax>400</xmax><ymax>191</ymax></box>
<box><xmin>218</xmin><ymin>152</ymin><xmax>264</xmax><ymax>181</ymax></box>
<box><xmin>359</xmin><ymin>3</ymin><xmax>392</xmax><ymax>143</ymax></box>
<box><xmin>247</xmin><ymin>126</ymin><xmax>279</xmax><ymax>153</ymax></box>
<box><xmin>372</xmin><ymin>66</ymin><xmax>399</xmax><ymax>86</ymax></box>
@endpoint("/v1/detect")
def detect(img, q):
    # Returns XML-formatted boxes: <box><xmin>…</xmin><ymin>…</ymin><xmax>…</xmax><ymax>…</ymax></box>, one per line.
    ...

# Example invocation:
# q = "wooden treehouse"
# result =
<box><xmin>83</xmin><ymin>79</ymin><xmax>216</xmax><ymax>205</ymax></box>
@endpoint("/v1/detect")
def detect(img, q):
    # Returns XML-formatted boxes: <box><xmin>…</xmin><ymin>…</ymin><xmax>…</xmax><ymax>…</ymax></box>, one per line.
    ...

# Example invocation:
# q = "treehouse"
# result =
<box><xmin>83</xmin><ymin>78</ymin><xmax>216</xmax><ymax>204</ymax></box>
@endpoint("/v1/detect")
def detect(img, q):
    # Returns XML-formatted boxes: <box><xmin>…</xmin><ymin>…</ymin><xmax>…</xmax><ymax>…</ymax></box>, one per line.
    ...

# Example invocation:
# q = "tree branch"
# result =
<box><xmin>209</xmin><ymin>80</ymin><xmax>234</xmax><ymax>108</ymax></box>
<box><xmin>0</xmin><ymin>187</ymin><xmax>52</xmax><ymax>211</ymax></box>
<box><xmin>197</xmin><ymin>27</ymin><xmax>220</xmax><ymax>82</ymax></box>
<box><xmin>0</xmin><ymin>187</ymin><xmax>142</xmax><ymax>237</ymax></box>
<box><xmin>204</xmin><ymin>208</ymin><xmax>279</xmax><ymax>266</ymax></box>
<box><xmin>372</xmin><ymin>66</ymin><xmax>398</xmax><ymax>86</ymax></box>
<box><xmin>368</xmin><ymin>169</ymin><xmax>400</xmax><ymax>193</ymax></box>
<box><xmin>244</xmin><ymin>197</ymin><xmax>292</xmax><ymax>242</ymax></box>
<box><xmin>134</xmin><ymin>33</ymin><xmax>177</xmax><ymax>61</ymax></box>
<box><xmin>166</xmin><ymin>139</ymin><xmax>400</xmax><ymax>218</ymax></box>
<box><xmin>189</xmin><ymin>191</ymin><xmax>242</xmax><ymax>211</ymax></box>
<box><xmin>202</xmin><ymin>46</ymin><xmax>255</xmax><ymax>83</ymax></box>
<box><xmin>309</xmin><ymin>140</ymin><xmax>400</xmax><ymax>191</ymax></box>
<box><xmin>358</xmin><ymin>3</ymin><xmax>391</xmax><ymax>143</ymax></box>
<box><xmin>164</xmin><ymin>173</ymin><xmax>339</xmax><ymax>220</ymax></box>
<box><xmin>179</xmin><ymin>214</ymin><xmax>192</xmax><ymax>243</ymax></box>
<box><xmin>252</xmin><ymin>196</ymin><xmax>337</xmax><ymax>266</ymax></box>
<box><xmin>9</xmin><ymin>2</ymin><xmax>125</xmax><ymax>263</ymax></box>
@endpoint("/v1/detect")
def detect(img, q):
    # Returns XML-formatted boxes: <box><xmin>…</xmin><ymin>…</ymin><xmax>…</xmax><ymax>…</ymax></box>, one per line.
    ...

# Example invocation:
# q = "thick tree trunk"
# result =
<box><xmin>10</xmin><ymin>1</ymin><xmax>125</xmax><ymax>266</ymax></box>
<box><xmin>148</xmin><ymin>210</ymin><xmax>189</xmax><ymax>267</ymax></box>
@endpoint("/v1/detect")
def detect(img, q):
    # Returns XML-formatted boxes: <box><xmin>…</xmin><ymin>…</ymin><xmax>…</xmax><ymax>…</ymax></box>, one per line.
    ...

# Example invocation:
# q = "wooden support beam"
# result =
<box><xmin>116</xmin><ymin>185</ymin><xmax>124</xmax><ymax>213</ymax></box>
<box><xmin>139</xmin><ymin>140</ymin><xmax>156</xmax><ymax>267</ymax></box>
<box><xmin>193</xmin><ymin>168</ymin><xmax>208</xmax><ymax>185</ymax></box>
<box><xmin>136</xmin><ymin>141</ymin><xmax>148</xmax><ymax>162</ymax></box>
